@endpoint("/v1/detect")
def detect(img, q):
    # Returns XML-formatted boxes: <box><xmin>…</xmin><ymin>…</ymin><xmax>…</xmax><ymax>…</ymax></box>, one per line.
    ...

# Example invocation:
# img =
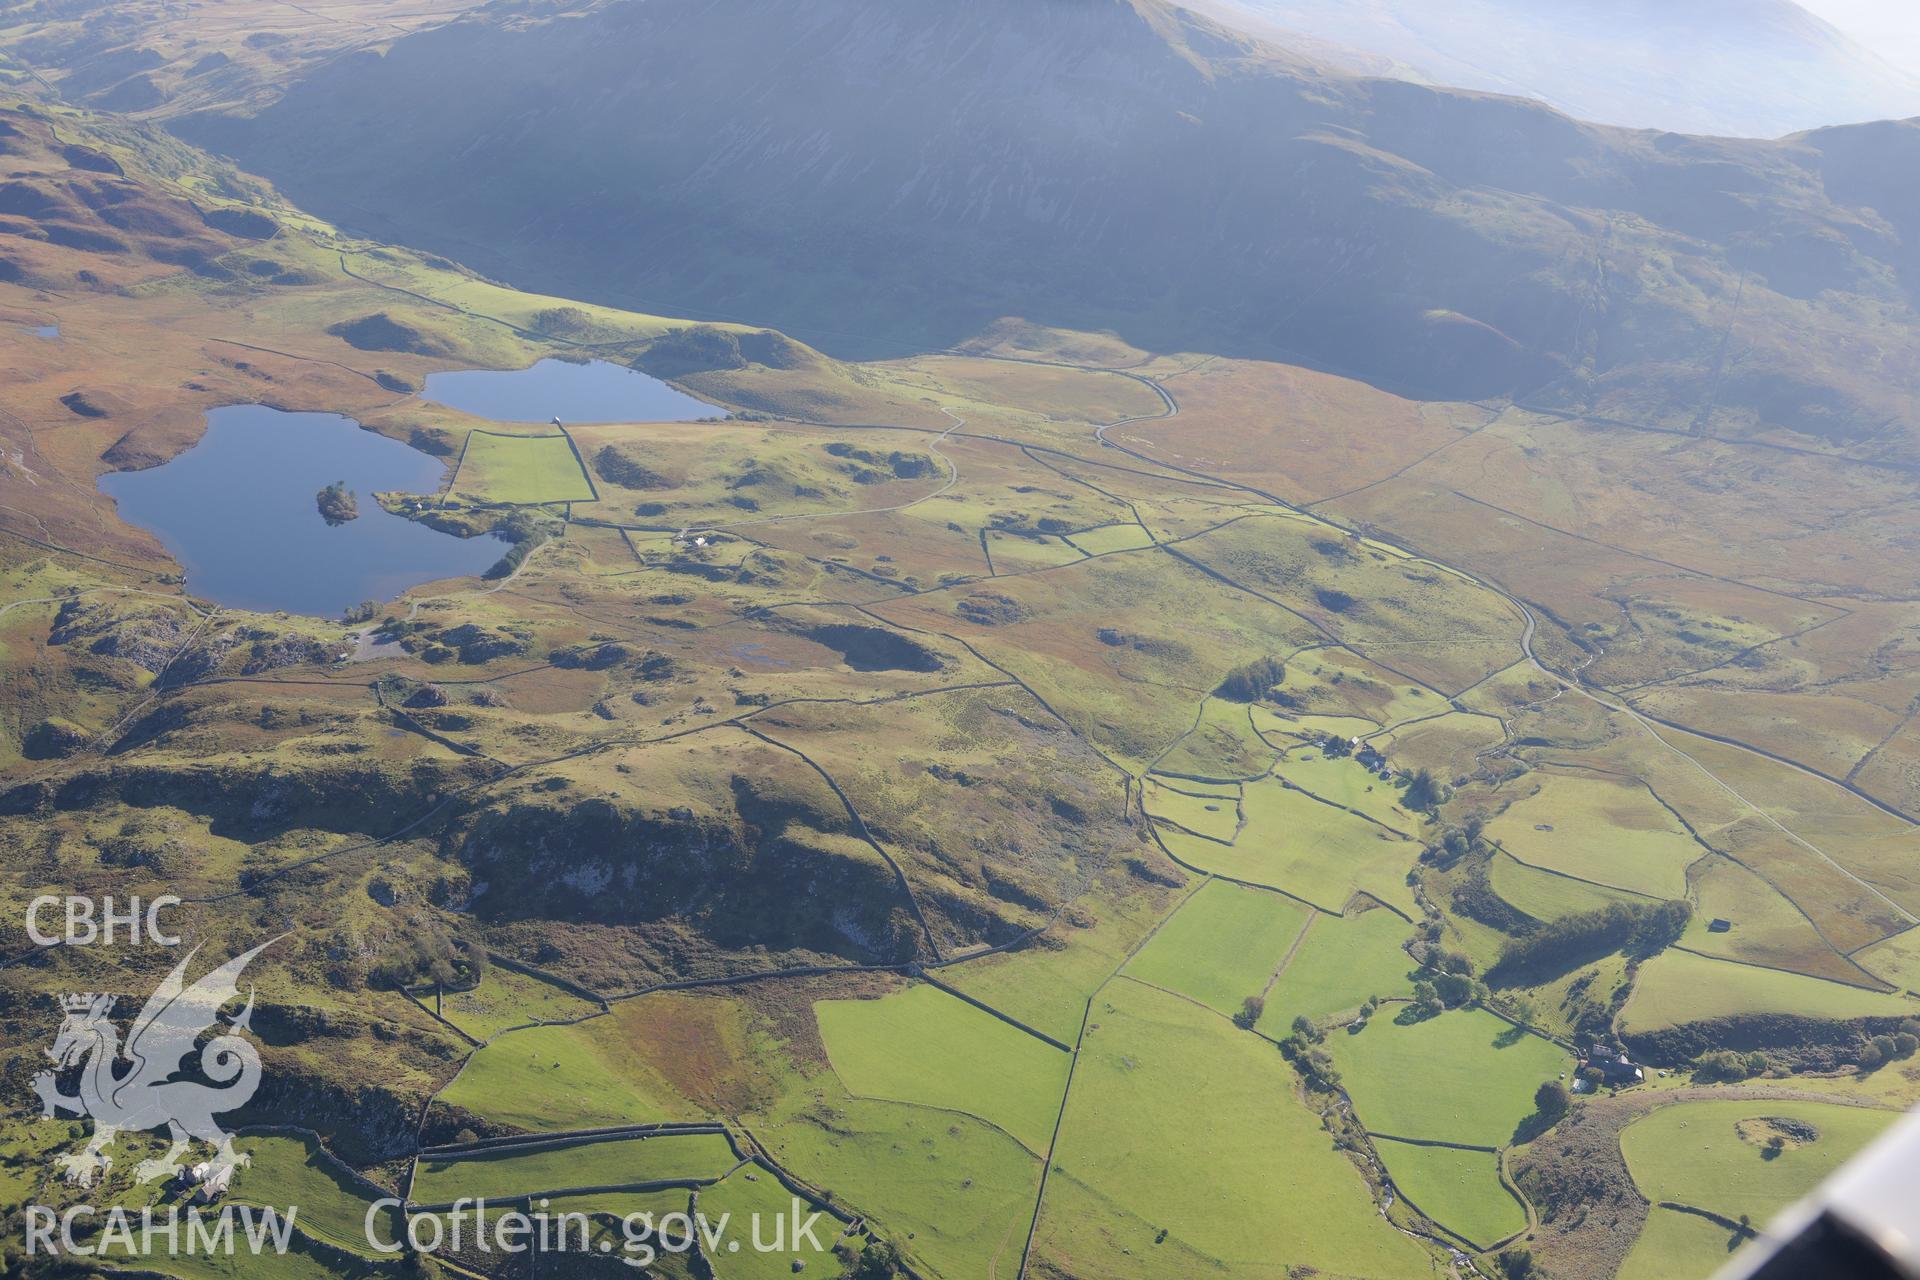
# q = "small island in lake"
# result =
<box><xmin>316</xmin><ymin>479</ymin><xmax>360</xmax><ymax>525</ymax></box>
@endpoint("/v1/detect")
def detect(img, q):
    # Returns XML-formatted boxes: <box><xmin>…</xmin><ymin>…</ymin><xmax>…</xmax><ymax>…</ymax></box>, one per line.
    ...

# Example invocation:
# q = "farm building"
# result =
<box><xmin>1583</xmin><ymin>1043</ymin><xmax>1644</xmax><ymax>1085</ymax></box>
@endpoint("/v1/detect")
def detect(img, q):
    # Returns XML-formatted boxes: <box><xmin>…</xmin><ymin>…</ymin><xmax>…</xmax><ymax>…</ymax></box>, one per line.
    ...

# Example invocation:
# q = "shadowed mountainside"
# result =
<box><xmin>172</xmin><ymin>0</ymin><xmax>1918</xmax><ymax>455</ymax></box>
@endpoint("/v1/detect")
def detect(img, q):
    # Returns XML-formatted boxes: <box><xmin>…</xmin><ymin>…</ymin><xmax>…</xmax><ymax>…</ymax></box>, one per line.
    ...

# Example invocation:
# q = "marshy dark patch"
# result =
<box><xmin>328</xmin><ymin>312</ymin><xmax>446</xmax><ymax>354</ymax></box>
<box><xmin>101</xmin><ymin>431</ymin><xmax>163</xmax><ymax>470</ymax></box>
<box><xmin>594</xmin><ymin>444</ymin><xmax>672</xmax><ymax>489</ymax></box>
<box><xmin>1315</xmin><ymin>587</ymin><xmax>1358</xmax><ymax>613</ymax></box>
<box><xmin>202</xmin><ymin>206</ymin><xmax>279</xmax><ymax>239</ymax></box>
<box><xmin>803</xmin><ymin>623</ymin><xmax>942</xmax><ymax>672</ymax></box>
<box><xmin>44</xmin><ymin>223</ymin><xmax>127</xmax><ymax>253</ymax></box>
<box><xmin>61</xmin><ymin>390</ymin><xmax>112</xmax><ymax>418</ymax></box>
<box><xmin>60</xmin><ymin>145</ymin><xmax>122</xmax><ymax>175</ymax></box>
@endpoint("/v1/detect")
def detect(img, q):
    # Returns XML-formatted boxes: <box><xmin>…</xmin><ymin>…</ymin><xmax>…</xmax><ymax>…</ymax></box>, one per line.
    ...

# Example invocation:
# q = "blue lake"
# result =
<box><xmin>420</xmin><ymin>357</ymin><xmax>721</xmax><ymax>423</ymax></box>
<box><xmin>99</xmin><ymin>405</ymin><xmax>504</xmax><ymax>617</ymax></box>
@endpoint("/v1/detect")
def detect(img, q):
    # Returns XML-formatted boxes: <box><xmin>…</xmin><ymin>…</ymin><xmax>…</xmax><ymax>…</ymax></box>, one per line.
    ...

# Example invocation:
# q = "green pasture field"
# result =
<box><xmin>434</xmin><ymin>1009</ymin><xmax>697</xmax><ymax>1132</ymax></box>
<box><xmin>1856</xmin><ymin>925</ymin><xmax>1920</xmax><ymax>991</ymax></box>
<box><xmin>541</xmin><ymin>1187</ymin><xmax>692</xmax><ymax>1221</ymax></box>
<box><xmin>814</xmin><ymin>983</ymin><xmax>1071</xmax><ymax>1152</ymax></box>
<box><xmin>1328</xmin><ymin>1008</ymin><xmax>1567</xmax><ymax>1146</ymax></box>
<box><xmin>1487</xmin><ymin>850</ymin><xmax>1649</xmax><ymax>922</ymax></box>
<box><xmin>1065</xmin><ymin>521</ymin><xmax>1156</xmax><ymax>555</ymax></box>
<box><xmin>697</xmin><ymin>1164</ymin><xmax>846</xmax><ymax>1278</ymax></box>
<box><xmin>435</xmin><ymin>964</ymin><xmax>599</xmax><ymax>1041</ymax></box>
<box><xmin>1618</xmin><ymin>1206</ymin><xmax>1752</xmax><ymax>1280</ymax></box>
<box><xmin>752</xmin><ymin>1092</ymin><xmax>1040</xmax><ymax>1280</ymax></box>
<box><xmin>1146</xmin><ymin>774</ymin><xmax>1240</xmax><ymax>798</ymax></box>
<box><xmin>942</xmin><ymin>881</ymin><xmax>1170</xmax><ymax>1044</ymax></box>
<box><xmin>91</xmin><ymin>1235</ymin><xmax>379</xmax><ymax>1280</ymax></box>
<box><xmin>1250</xmin><ymin>704</ymin><xmax>1384</xmax><ymax>746</ymax></box>
<box><xmin>984</xmin><ymin>527</ymin><xmax>1086</xmax><ymax>568</ymax></box>
<box><xmin>411</xmin><ymin>1131</ymin><xmax>739</xmax><ymax>1204</ymax></box>
<box><xmin>232</xmin><ymin>1133</ymin><xmax>399</xmax><ymax>1258</ymax></box>
<box><xmin>1143</xmin><ymin>776</ymin><xmax>1241</xmax><ymax>841</ymax></box>
<box><xmin>525</xmin><ymin>1188</ymin><xmax>698</xmax><ymax>1272</ymax></box>
<box><xmin>1169</xmin><ymin>776</ymin><xmax>1417</xmax><ymax>913</ymax></box>
<box><xmin>1621</xmin><ymin>1099</ymin><xmax>1897</xmax><ymax>1225</ymax></box>
<box><xmin>452</xmin><ymin>430</ymin><xmax>596</xmax><ymax>504</ymax></box>
<box><xmin>1155</xmin><ymin>697</ymin><xmax>1281</xmax><ymax>780</ymax></box>
<box><xmin>1122</xmin><ymin>879</ymin><xmax>1309</xmax><ymax>1015</ymax></box>
<box><xmin>1272</xmin><ymin>748</ymin><xmax>1416</xmax><ymax>828</ymax></box>
<box><xmin>1375</xmin><ymin>1138</ymin><xmax>1524</xmax><ymax>1248</ymax></box>
<box><xmin>1485</xmin><ymin>773</ymin><xmax>1705</xmax><ymax>898</ymax></box>
<box><xmin>1256</xmin><ymin>904</ymin><xmax>1416</xmax><ymax>1034</ymax></box>
<box><xmin>1619</xmin><ymin>950</ymin><xmax>1914</xmax><ymax>1033</ymax></box>
<box><xmin>1036</xmin><ymin>979</ymin><xmax>1434</xmax><ymax>1278</ymax></box>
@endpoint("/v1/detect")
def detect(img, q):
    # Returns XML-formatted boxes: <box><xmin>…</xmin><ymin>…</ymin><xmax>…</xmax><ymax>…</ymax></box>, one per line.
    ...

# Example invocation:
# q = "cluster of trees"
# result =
<box><xmin>1860</xmin><ymin>1022</ymin><xmax>1920</xmax><ymax>1070</ymax></box>
<box><xmin>1692</xmin><ymin>1049</ymin><xmax>1771</xmax><ymax>1083</ymax></box>
<box><xmin>1424</xmin><ymin>815</ymin><xmax>1487</xmax><ymax>869</ymax></box>
<box><xmin>1407</xmin><ymin>947</ymin><xmax>1486</xmax><ymax>1018</ymax></box>
<box><xmin>532</xmin><ymin>305</ymin><xmax>595</xmax><ymax>337</ymax></box>
<box><xmin>1401</xmin><ymin>768</ymin><xmax>1443</xmax><ymax>812</ymax></box>
<box><xmin>1497</xmin><ymin>1246</ymin><xmax>1539</xmax><ymax>1279</ymax></box>
<box><xmin>485</xmin><ymin>509</ymin><xmax>563</xmax><ymax>580</ymax></box>
<box><xmin>315</xmin><ymin>479</ymin><xmax>360</xmax><ymax>525</ymax></box>
<box><xmin>843</xmin><ymin>1240</ymin><xmax>904</xmax><ymax>1278</ymax></box>
<box><xmin>1215</xmin><ymin>655</ymin><xmax>1288</xmax><ymax>703</ymax></box>
<box><xmin>1278</xmin><ymin>1015</ymin><xmax>1341</xmax><ymax>1091</ymax></box>
<box><xmin>1490</xmin><ymin>899</ymin><xmax>1691</xmax><ymax>983</ymax></box>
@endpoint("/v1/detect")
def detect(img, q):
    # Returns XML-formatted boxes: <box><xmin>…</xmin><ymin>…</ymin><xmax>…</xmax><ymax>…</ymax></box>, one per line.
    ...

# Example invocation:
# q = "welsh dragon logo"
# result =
<box><xmin>33</xmin><ymin>937</ymin><xmax>280</xmax><ymax>1187</ymax></box>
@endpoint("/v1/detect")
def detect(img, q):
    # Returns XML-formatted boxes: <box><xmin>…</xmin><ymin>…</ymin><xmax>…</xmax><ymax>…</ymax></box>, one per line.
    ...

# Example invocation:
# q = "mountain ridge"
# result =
<box><xmin>177</xmin><ymin>0</ymin><xmax>1919</xmax><ymax>454</ymax></box>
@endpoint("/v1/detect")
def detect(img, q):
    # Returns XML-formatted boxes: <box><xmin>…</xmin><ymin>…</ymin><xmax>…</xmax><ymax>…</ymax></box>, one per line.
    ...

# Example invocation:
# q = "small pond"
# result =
<box><xmin>24</xmin><ymin>324</ymin><xmax>57</xmax><ymax>338</ymax></box>
<box><xmin>420</xmin><ymin>357</ymin><xmax>722</xmax><ymax>423</ymax></box>
<box><xmin>99</xmin><ymin>405</ymin><xmax>504</xmax><ymax>617</ymax></box>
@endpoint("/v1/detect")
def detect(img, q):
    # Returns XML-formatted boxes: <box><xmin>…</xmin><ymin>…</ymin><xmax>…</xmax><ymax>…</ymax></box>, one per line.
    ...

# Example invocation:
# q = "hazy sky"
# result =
<box><xmin>1799</xmin><ymin>0</ymin><xmax>1920</xmax><ymax>77</ymax></box>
